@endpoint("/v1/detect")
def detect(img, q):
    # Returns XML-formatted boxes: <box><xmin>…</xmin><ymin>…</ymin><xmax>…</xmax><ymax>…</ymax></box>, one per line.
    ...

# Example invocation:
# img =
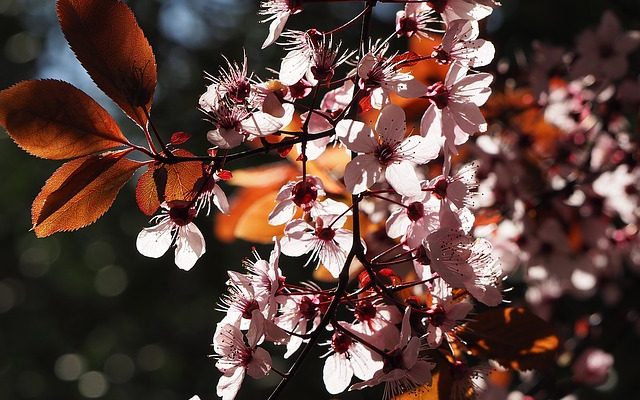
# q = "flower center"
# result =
<box><xmin>331</xmin><ymin>331</ymin><xmax>353</xmax><ymax>354</ymax></box>
<box><xmin>397</xmin><ymin>16</ymin><xmax>419</xmax><ymax>37</ymax></box>
<box><xmin>168</xmin><ymin>203</ymin><xmax>196</xmax><ymax>226</ymax></box>
<box><xmin>374</xmin><ymin>142</ymin><xmax>398</xmax><ymax>166</ymax></box>
<box><xmin>354</xmin><ymin>299</ymin><xmax>377</xmax><ymax>322</ymax></box>
<box><xmin>227</xmin><ymin>78</ymin><xmax>252</xmax><ymax>104</ymax></box>
<box><xmin>291</xmin><ymin>179</ymin><xmax>318</xmax><ymax>209</ymax></box>
<box><xmin>407</xmin><ymin>201</ymin><xmax>425</xmax><ymax>222</ymax></box>
<box><xmin>433</xmin><ymin>177</ymin><xmax>449</xmax><ymax>199</ymax></box>
<box><xmin>241</xmin><ymin>299</ymin><xmax>260</xmax><ymax>319</ymax></box>
<box><xmin>427</xmin><ymin>305</ymin><xmax>447</xmax><ymax>327</ymax></box>
<box><xmin>299</xmin><ymin>296</ymin><xmax>318</xmax><ymax>320</ymax></box>
<box><xmin>426</xmin><ymin>81</ymin><xmax>449</xmax><ymax>109</ymax></box>
<box><xmin>316</xmin><ymin>227</ymin><xmax>335</xmax><ymax>241</ymax></box>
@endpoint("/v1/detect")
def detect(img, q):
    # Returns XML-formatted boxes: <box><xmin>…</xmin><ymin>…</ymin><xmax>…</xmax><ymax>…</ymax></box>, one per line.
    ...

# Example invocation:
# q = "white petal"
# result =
<box><xmin>452</xmin><ymin>73</ymin><xmax>493</xmax><ymax>106</ymax></box>
<box><xmin>268</xmin><ymin>200</ymin><xmax>297</xmax><ymax>226</ymax></box>
<box><xmin>323</xmin><ymin>353</ymin><xmax>353</xmax><ymax>394</ymax></box>
<box><xmin>385</xmin><ymin>209</ymin><xmax>411</xmax><ymax>239</ymax></box>
<box><xmin>262</xmin><ymin>12</ymin><xmax>290</xmax><ymax>49</ymax></box>
<box><xmin>136</xmin><ymin>219</ymin><xmax>173</xmax><ymax>258</ymax></box>
<box><xmin>449</xmin><ymin>102</ymin><xmax>487</xmax><ymax>135</ymax></box>
<box><xmin>349</xmin><ymin>342</ymin><xmax>383</xmax><ymax>380</ymax></box>
<box><xmin>241</xmin><ymin>104</ymin><xmax>295</xmax><ymax>137</ymax></box>
<box><xmin>207</xmin><ymin>128</ymin><xmax>245</xmax><ymax>149</ymax></box>
<box><xmin>174</xmin><ymin>223</ymin><xmax>206</xmax><ymax>271</ymax></box>
<box><xmin>400</xmin><ymin>135</ymin><xmax>442</xmax><ymax>164</ymax></box>
<box><xmin>336</xmin><ymin>119</ymin><xmax>376</xmax><ymax>153</ymax></box>
<box><xmin>216</xmin><ymin>367</ymin><xmax>245</xmax><ymax>400</ymax></box>
<box><xmin>357</xmin><ymin>53</ymin><xmax>376</xmax><ymax>80</ymax></box>
<box><xmin>344</xmin><ymin>154</ymin><xmax>382</xmax><ymax>194</ymax></box>
<box><xmin>376</xmin><ymin>104</ymin><xmax>406</xmax><ymax>143</ymax></box>
<box><xmin>279</xmin><ymin>49</ymin><xmax>311</xmax><ymax>86</ymax></box>
<box><xmin>213</xmin><ymin>184</ymin><xmax>230</xmax><ymax>214</ymax></box>
<box><xmin>385</xmin><ymin>161</ymin><xmax>421</xmax><ymax>197</ymax></box>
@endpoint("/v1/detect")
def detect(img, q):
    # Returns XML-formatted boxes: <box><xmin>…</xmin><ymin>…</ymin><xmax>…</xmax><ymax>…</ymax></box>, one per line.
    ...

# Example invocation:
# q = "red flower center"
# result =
<box><xmin>407</xmin><ymin>201</ymin><xmax>425</xmax><ymax>222</ymax></box>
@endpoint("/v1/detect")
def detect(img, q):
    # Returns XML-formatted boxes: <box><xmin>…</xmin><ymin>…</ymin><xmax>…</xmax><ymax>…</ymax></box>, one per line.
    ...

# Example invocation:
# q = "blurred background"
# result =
<box><xmin>0</xmin><ymin>1</ymin><xmax>639</xmax><ymax>399</ymax></box>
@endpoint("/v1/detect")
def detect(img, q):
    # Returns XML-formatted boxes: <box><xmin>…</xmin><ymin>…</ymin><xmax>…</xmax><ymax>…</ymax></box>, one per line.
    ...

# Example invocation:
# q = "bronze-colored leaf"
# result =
<box><xmin>31</xmin><ymin>149</ymin><xmax>142</xmax><ymax>237</ymax></box>
<box><xmin>234</xmin><ymin>190</ymin><xmax>286</xmax><ymax>244</ymax></box>
<box><xmin>0</xmin><ymin>80</ymin><xmax>129</xmax><ymax>160</ymax></box>
<box><xmin>57</xmin><ymin>0</ymin><xmax>157</xmax><ymax>128</ymax></box>
<box><xmin>135</xmin><ymin>163</ymin><xmax>163</xmax><ymax>216</ymax></box>
<box><xmin>457</xmin><ymin>307</ymin><xmax>559</xmax><ymax>371</ymax></box>
<box><xmin>164</xmin><ymin>149</ymin><xmax>205</xmax><ymax>203</ymax></box>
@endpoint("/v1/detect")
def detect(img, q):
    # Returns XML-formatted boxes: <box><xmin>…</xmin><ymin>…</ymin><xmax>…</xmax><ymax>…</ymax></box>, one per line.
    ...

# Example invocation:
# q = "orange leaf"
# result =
<box><xmin>31</xmin><ymin>149</ymin><xmax>141</xmax><ymax>237</ymax></box>
<box><xmin>457</xmin><ymin>307</ymin><xmax>559</xmax><ymax>371</ymax></box>
<box><xmin>164</xmin><ymin>150</ymin><xmax>205</xmax><ymax>203</ymax></box>
<box><xmin>234</xmin><ymin>190</ymin><xmax>287</xmax><ymax>244</ymax></box>
<box><xmin>57</xmin><ymin>0</ymin><xmax>157</xmax><ymax>128</ymax></box>
<box><xmin>0</xmin><ymin>80</ymin><xmax>129</xmax><ymax>160</ymax></box>
<box><xmin>135</xmin><ymin>163</ymin><xmax>163</xmax><ymax>216</ymax></box>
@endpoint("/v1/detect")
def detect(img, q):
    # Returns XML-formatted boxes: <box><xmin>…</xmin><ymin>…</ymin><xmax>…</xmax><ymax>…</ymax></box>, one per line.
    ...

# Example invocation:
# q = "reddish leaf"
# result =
<box><xmin>170</xmin><ymin>131</ymin><xmax>191</xmax><ymax>145</ymax></box>
<box><xmin>0</xmin><ymin>80</ymin><xmax>129</xmax><ymax>160</ymax></box>
<box><xmin>164</xmin><ymin>150</ymin><xmax>205</xmax><ymax>203</ymax></box>
<box><xmin>135</xmin><ymin>163</ymin><xmax>163</xmax><ymax>216</ymax></box>
<box><xmin>32</xmin><ymin>149</ymin><xmax>141</xmax><ymax>237</ymax></box>
<box><xmin>457</xmin><ymin>307</ymin><xmax>560</xmax><ymax>371</ymax></box>
<box><xmin>57</xmin><ymin>0</ymin><xmax>157</xmax><ymax>128</ymax></box>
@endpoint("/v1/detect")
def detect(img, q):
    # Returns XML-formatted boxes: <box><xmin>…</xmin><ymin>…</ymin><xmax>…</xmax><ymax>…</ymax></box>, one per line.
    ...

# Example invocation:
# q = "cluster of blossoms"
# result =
<box><xmin>459</xmin><ymin>10</ymin><xmax>640</xmax><ymax>398</ymax></box>
<box><xmin>133</xmin><ymin>1</ymin><xmax>507</xmax><ymax>399</ymax></box>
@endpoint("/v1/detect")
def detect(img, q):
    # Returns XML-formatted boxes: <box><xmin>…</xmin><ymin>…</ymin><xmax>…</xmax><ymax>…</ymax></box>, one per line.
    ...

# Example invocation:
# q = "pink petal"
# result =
<box><xmin>344</xmin><ymin>154</ymin><xmax>382</xmax><ymax>194</ymax></box>
<box><xmin>452</xmin><ymin>73</ymin><xmax>493</xmax><ymax>106</ymax></box>
<box><xmin>136</xmin><ymin>219</ymin><xmax>173</xmax><ymax>258</ymax></box>
<box><xmin>401</xmin><ymin>135</ymin><xmax>442</xmax><ymax>164</ymax></box>
<box><xmin>336</xmin><ymin>119</ymin><xmax>376</xmax><ymax>153</ymax></box>
<box><xmin>246</xmin><ymin>347</ymin><xmax>272</xmax><ymax>378</ymax></box>
<box><xmin>262</xmin><ymin>12</ymin><xmax>290</xmax><ymax>49</ymax></box>
<box><xmin>216</xmin><ymin>366</ymin><xmax>245</xmax><ymax>400</ymax></box>
<box><xmin>376</xmin><ymin>104</ymin><xmax>406</xmax><ymax>143</ymax></box>
<box><xmin>174</xmin><ymin>223</ymin><xmax>206</xmax><ymax>271</ymax></box>
<box><xmin>323</xmin><ymin>353</ymin><xmax>353</xmax><ymax>394</ymax></box>
<box><xmin>279</xmin><ymin>49</ymin><xmax>311</xmax><ymax>86</ymax></box>
<box><xmin>385</xmin><ymin>161</ymin><xmax>421</xmax><ymax>197</ymax></box>
<box><xmin>268</xmin><ymin>200</ymin><xmax>297</xmax><ymax>226</ymax></box>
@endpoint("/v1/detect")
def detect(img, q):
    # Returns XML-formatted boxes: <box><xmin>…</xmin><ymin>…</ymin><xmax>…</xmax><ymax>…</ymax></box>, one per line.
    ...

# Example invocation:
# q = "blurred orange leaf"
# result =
<box><xmin>57</xmin><ymin>0</ymin><xmax>157</xmax><ymax>127</ymax></box>
<box><xmin>0</xmin><ymin>80</ymin><xmax>129</xmax><ymax>160</ymax></box>
<box><xmin>31</xmin><ymin>149</ymin><xmax>141</xmax><ymax>237</ymax></box>
<box><xmin>457</xmin><ymin>307</ymin><xmax>559</xmax><ymax>371</ymax></box>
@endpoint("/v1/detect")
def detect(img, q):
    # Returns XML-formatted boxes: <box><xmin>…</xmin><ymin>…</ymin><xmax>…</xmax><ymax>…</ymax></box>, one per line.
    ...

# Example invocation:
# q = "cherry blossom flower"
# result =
<box><xmin>571</xmin><ymin>11</ymin><xmax>640</xmax><ymax>81</ymax></box>
<box><xmin>572</xmin><ymin>347</ymin><xmax>614</xmax><ymax>386</ymax></box>
<box><xmin>420</xmin><ymin>64</ymin><xmax>493</xmax><ymax>162</ymax></box>
<box><xmin>280</xmin><ymin>214</ymin><xmax>354</xmax><ymax>278</ymax></box>
<box><xmin>278</xmin><ymin>30</ymin><xmax>353</xmax><ymax>87</ymax></box>
<box><xmin>260</xmin><ymin>0</ymin><xmax>302</xmax><ymax>49</ymax></box>
<box><xmin>205</xmin><ymin>101</ymin><xmax>295</xmax><ymax>149</ymax></box>
<box><xmin>427</xmin><ymin>162</ymin><xmax>477</xmax><ymax>210</ymax></box>
<box><xmin>425</xmin><ymin>228</ymin><xmax>502</xmax><ymax>306</ymax></box>
<box><xmin>200</xmin><ymin>54</ymin><xmax>252</xmax><ymax>112</ymax></box>
<box><xmin>194</xmin><ymin>171</ymin><xmax>230</xmax><ymax>216</ymax></box>
<box><xmin>350</xmin><ymin>307</ymin><xmax>435</xmax><ymax>399</ymax></box>
<box><xmin>213</xmin><ymin>317</ymin><xmax>272</xmax><ymax>400</ymax></box>
<box><xmin>426</xmin><ymin>0</ymin><xmax>498</xmax><ymax>25</ymax></box>
<box><xmin>593</xmin><ymin>164</ymin><xmax>639</xmax><ymax>224</ymax></box>
<box><xmin>322</xmin><ymin>327</ymin><xmax>383</xmax><ymax>394</ymax></box>
<box><xmin>431</xmin><ymin>19</ymin><xmax>495</xmax><ymax>68</ymax></box>
<box><xmin>386</xmin><ymin>192</ymin><xmax>441</xmax><ymax>248</ymax></box>
<box><xmin>136</xmin><ymin>202</ymin><xmax>205</xmax><ymax>271</ymax></box>
<box><xmin>276</xmin><ymin>291</ymin><xmax>328</xmax><ymax>358</ymax></box>
<box><xmin>243</xmin><ymin>240</ymin><xmax>285</xmax><ymax>312</ymax></box>
<box><xmin>425</xmin><ymin>280</ymin><xmax>473</xmax><ymax>347</ymax></box>
<box><xmin>269</xmin><ymin>176</ymin><xmax>322</xmax><ymax>225</ymax></box>
<box><xmin>337</xmin><ymin>104</ymin><xmax>442</xmax><ymax>196</ymax></box>
<box><xmin>395</xmin><ymin>2</ymin><xmax>439</xmax><ymax>38</ymax></box>
<box><xmin>349</xmin><ymin>299</ymin><xmax>402</xmax><ymax>350</ymax></box>
<box><xmin>358</xmin><ymin>44</ymin><xmax>430</xmax><ymax>109</ymax></box>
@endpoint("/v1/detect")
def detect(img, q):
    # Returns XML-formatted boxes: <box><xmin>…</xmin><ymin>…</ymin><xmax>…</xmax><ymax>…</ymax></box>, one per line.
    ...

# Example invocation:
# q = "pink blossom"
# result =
<box><xmin>322</xmin><ymin>327</ymin><xmax>383</xmax><ymax>394</ymax></box>
<box><xmin>420</xmin><ymin>64</ymin><xmax>493</xmax><ymax>162</ymax></box>
<box><xmin>572</xmin><ymin>11</ymin><xmax>640</xmax><ymax>81</ymax></box>
<box><xmin>350</xmin><ymin>307</ymin><xmax>435</xmax><ymax>399</ymax></box>
<box><xmin>268</xmin><ymin>176</ymin><xmax>326</xmax><ymax>226</ymax></box>
<box><xmin>350</xmin><ymin>299</ymin><xmax>402</xmax><ymax>350</ymax></box>
<box><xmin>280</xmin><ymin>214</ymin><xmax>354</xmax><ymax>278</ymax></box>
<box><xmin>426</xmin><ymin>228</ymin><xmax>502</xmax><ymax>306</ymax></box>
<box><xmin>136</xmin><ymin>203</ymin><xmax>205</xmax><ymax>271</ymax></box>
<box><xmin>213</xmin><ymin>318</ymin><xmax>272</xmax><ymax>400</ymax></box>
<box><xmin>395</xmin><ymin>2</ymin><xmax>439</xmax><ymax>38</ymax></box>
<box><xmin>572</xmin><ymin>347</ymin><xmax>614</xmax><ymax>386</ymax></box>
<box><xmin>358</xmin><ymin>44</ymin><xmax>430</xmax><ymax>109</ymax></box>
<box><xmin>593</xmin><ymin>164</ymin><xmax>639</xmax><ymax>224</ymax></box>
<box><xmin>260</xmin><ymin>0</ymin><xmax>301</xmax><ymax>49</ymax></box>
<box><xmin>337</xmin><ymin>104</ymin><xmax>441</xmax><ymax>196</ymax></box>
<box><xmin>275</xmin><ymin>292</ymin><xmax>326</xmax><ymax>358</ymax></box>
<box><xmin>427</xmin><ymin>0</ymin><xmax>498</xmax><ymax>25</ymax></box>
<box><xmin>386</xmin><ymin>192</ymin><xmax>441</xmax><ymax>248</ymax></box>
<box><xmin>432</xmin><ymin>19</ymin><xmax>495</xmax><ymax>68</ymax></box>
